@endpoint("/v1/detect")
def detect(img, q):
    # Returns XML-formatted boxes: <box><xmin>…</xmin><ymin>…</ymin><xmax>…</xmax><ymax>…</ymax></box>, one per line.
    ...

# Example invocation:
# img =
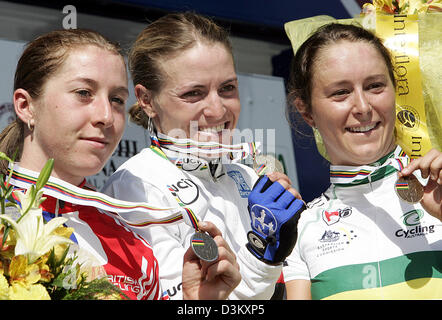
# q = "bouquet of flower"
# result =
<box><xmin>0</xmin><ymin>153</ymin><xmax>125</xmax><ymax>300</ymax></box>
<box><xmin>362</xmin><ymin>0</ymin><xmax>442</xmax><ymax>14</ymax></box>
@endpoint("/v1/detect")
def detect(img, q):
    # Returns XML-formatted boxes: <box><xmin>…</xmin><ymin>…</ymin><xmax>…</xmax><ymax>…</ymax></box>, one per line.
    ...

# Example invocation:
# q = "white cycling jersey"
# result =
<box><xmin>284</xmin><ymin>146</ymin><xmax>442</xmax><ymax>299</ymax></box>
<box><xmin>102</xmin><ymin>138</ymin><xmax>282</xmax><ymax>300</ymax></box>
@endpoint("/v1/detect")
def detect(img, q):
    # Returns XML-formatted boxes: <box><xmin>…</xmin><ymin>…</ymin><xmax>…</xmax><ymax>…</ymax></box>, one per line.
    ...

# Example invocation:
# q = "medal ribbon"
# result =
<box><xmin>7</xmin><ymin>163</ymin><xmax>197</xmax><ymax>228</ymax></box>
<box><xmin>155</xmin><ymin>132</ymin><xmax>259</xmax><ymax>163</ymax></box>
<box><xmin>330</xmin><ymin>146</ymin><xmax>409</xmax><ymax>187</ymax></box>
<box><xmin>149</xmin><ymin>133</ymin><xmax>259</xmax><ymax>231</ymax></box>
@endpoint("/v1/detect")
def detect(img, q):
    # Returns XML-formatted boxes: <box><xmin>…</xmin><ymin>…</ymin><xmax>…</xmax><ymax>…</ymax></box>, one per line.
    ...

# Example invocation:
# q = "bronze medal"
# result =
<box><xmin>253</xmin><ymin>154</ymin><xmax>284</xmax><ymax>175</ymax></box>
<box><xmin>395</xmin><ymin>174</ymin><xmax>424</xmax><ymax>204</ymax></box>
<box><xmin>190</xmin><ymin>231</ymin><xmax>219</xmax><ymax>262</ymax></box>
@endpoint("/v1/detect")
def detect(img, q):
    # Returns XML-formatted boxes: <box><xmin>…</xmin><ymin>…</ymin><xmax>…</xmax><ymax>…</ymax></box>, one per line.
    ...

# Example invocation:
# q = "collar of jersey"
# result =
<box><xmin>149</xmin><ymin>135</ymin><xmax>225</xmax><ymax>180</ymax></box>
<box><xmin>329</xmin><ymin>145</ymin><xmax>408</xmax><ymax>187</ymax></box>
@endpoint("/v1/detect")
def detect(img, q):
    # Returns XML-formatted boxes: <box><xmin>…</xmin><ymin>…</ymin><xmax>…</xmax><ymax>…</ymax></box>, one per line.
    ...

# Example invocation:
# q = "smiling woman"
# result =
<box><xmin>102</xmin><ymin>11</ymin><xmax>298</xmax><ymax>300</ymax></box>
<box><xmin>137</xmin><ymin>41</ymin><xmax>240</xmax><ymax>143</ymax></box>
<box><xmin>283</xmin><ymin>23</ymin><xmax>442</xmax><ymax>300</ymax></box>
<box><xmin>307</xmin><ymin>40</ymin><xmax>396</xmax><ymax>166</ymax></box>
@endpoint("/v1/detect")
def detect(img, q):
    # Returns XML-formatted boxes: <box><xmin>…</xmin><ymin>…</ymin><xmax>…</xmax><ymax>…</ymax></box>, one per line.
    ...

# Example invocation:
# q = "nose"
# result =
<box><xmin>352</xmin><ymin>89</ymin><xmax>372</xmax><ymax>116</ymax></box>
<box><xmin>203</xmin><ymin>92</ymin><xmax>226</xmax><ymax>119</ymax></box>
<box><xmin>92</xmin><ymin>96</ymin><xmax>114</xmax><ymax>128</ymax></box>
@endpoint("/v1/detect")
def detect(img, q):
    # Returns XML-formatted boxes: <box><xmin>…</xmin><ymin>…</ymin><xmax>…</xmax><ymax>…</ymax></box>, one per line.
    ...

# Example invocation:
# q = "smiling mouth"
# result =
<box><xmin>346</xmin><ymin>122</ymin><xmax>380</xmax><ymax>133</ymax></box>
<box><xmin>198</xmin><ymin>123</ymin><xmax>228</xmax><ymax>134</ymax></box>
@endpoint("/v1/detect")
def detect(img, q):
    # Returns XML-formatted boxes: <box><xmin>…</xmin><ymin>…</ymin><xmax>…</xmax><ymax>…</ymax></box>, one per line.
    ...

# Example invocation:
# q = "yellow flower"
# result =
<box><xmin>9</xmin><ymin>255</ymin><xmax>41</xmax><ymax>285</ymax></box>
<box><xmin>366</xmin><ymin>0</ymin><xmax>442</xmax><ymax>13</ymax></box>
<box><xmin>8</xmin><ymin>282</ymin><xmax>50</xmax><ymax>300</ymax></box>
<box><xmin>0</xmin><ymin>274</ymin><xmax>9</xmax><ymax>300</ymax></box>
<box><xmin>0</xmin><ymin>208</ymin><xmax>72</xmax><ymax>264</ymax></box>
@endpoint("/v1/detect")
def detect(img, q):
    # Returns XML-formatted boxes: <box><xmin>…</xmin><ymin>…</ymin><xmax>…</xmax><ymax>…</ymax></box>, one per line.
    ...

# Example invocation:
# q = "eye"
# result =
<box><xmin>111</xmin><ymin>96</ymin><xmax>126</xmax><ymax>106</ymax></box>
<box><xmin>75</xmin><ymin>89</ymin><xmax>92</xmax><ymax>101</ymax></box>
<box><xmin>366</xmin><ymin>82</ymin><xmax>385</xmax><ymax>92</ymax></box>
<box><xmin>180</xmin><ymin>89</ymin><xmax>204</xmax><ymax>103</ymax></box>
<box><xmin>182</xmin><ymin>90</ymin><xmax>202</xmax><ymax>98</ymax></box>
<box><xmin>219</xmin><ymin>83</ymin><xmax>237</xmax><ymax>98</ymax></box>
<box><xmin>332</xmin><ymin>89</ymin><xmax>350</xmax><ymax>97</ymax></box>
<box><xmin>220</xmin><ymin>84</ymin><xmax>236</xmax><ymax>92</ymax></box>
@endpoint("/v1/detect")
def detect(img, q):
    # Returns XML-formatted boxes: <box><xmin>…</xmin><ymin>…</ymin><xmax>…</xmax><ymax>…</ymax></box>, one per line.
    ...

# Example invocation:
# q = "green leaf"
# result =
<box><xmin>36</xmin><ymin>159</ymin><xmax>54</xmax><ymax>192</ymax></box>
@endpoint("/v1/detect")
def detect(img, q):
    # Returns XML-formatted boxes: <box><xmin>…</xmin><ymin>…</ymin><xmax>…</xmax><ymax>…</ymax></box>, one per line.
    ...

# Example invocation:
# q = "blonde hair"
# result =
<box><xmin>128</xmin><ymin>12</ymin><xmax>233</xmax><ymax>129</ymax></box>
<box><xmin>0</xmin><ymin>29</ymin><xmax>123</xmax><ymax>174</ymax></box>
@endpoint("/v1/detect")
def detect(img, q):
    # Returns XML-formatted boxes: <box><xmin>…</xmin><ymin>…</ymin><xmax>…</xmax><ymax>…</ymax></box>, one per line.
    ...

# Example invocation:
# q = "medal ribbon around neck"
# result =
<box><xmin>7</xmin><ymin>163</ymin><xmax>203</xmax><ymax>229</ymax></box>
<box><xmin>154</xmin><ymin>132</ymin><xmax>259</xmax><ymax>163</ymax></box>
<box><xmin>329</xmin><ymin>146</ymin><xmax>409</xmax><ymax>186</ymax></box>
<box><xmin>150</xmin><ymin>133</ymin><xmax>260</xmax><ymax>231</ymax></box>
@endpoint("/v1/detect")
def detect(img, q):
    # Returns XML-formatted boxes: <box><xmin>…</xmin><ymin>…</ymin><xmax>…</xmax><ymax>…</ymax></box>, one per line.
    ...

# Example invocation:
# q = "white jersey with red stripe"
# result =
<box><xmin>12</xmin><ymin>184</ymin><xmax>164</xmax><ymax>300</ymax></box>
<box><xmin>283</xmin><ymin>147</ymin><xmax>442</xmax><ymax>299</ymax></box>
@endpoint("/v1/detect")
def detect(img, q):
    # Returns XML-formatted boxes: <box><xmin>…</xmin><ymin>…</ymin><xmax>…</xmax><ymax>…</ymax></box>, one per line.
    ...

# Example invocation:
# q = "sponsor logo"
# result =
<box><xmin>316</xmin><ymin>228</ymin><xmax>357</xmax><ymax>257</ymax></box>
<box><xmin>395</xmin><ymin>209</ymin><xmax>436</xmax><ymax>239</ymax></box>
<box><xmin>248</xmin><ymin>232</ymin><xmax>266</xmax><ymax>250</ymax></box>
<box><xmin>163</xmin><ymin>282</ymin><xmax>183</xmax><ymax>298</ymax></box>
<box><xmin>319</xmin><ymin>230</ymin><xmax>340</xmax><ymax>242</ymax></box>
<box><xmin>401</xmin><ymin>209</ymin><xmax>424</xmax><ymax>226</ymax></box>
<box><xmin>395</xmin><ymin>224</ymin><xmax>435</xmax><ymax>238</ymax></box>
<box><xmin>177</xmin><ymin>157</ymin><xmax>204</xmax><ymax>172</ymax></box>
<box><xmin>322</xmin><ymin>206</ymin><xmax>352</xmax><ymax>225</ymax></box>
<box><xmin>397</xmin><ymin>105</ymin><xmax>420</xmax><ymax>131</ymax></box>
<box><xmin>227</xmin><ymin>170</ymin><xmax>251</xmax><ymax>198</ymax></box>
<box><xmin>249</xmin><ymin>204</ymin><xmax>277</xmax><ymax>236</ymax></box>
<box><xmin>167</xmin><ymin>178</ymin><xmax>199</xmax><ymax>205</ymax></box>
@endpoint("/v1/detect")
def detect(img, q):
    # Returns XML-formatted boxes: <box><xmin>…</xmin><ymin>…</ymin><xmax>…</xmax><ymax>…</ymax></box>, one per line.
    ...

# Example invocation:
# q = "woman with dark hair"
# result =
<box><xmin>283</xmin><ymin>23</ymin><xmax>441</xmax><ymax>299</ymax></box>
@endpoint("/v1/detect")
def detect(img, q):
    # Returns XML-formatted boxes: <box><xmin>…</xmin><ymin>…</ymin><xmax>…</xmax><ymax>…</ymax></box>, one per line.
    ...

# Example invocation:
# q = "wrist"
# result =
<box><xmin>246</xmin><ymin>231</ymin><xmax>282</xmax><ymax>265</ymax></box>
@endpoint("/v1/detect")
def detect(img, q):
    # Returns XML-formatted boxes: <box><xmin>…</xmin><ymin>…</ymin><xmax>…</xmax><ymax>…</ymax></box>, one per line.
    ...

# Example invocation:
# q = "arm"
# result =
<box><xmin>285</xmin><ymin>279</ymin><xmax>311</xmax><ymax>300</ymax></box>
<box><xmin>102</xmin><ymin>170</ymin><xmax>188</xmax><ymax>299</ymax></box>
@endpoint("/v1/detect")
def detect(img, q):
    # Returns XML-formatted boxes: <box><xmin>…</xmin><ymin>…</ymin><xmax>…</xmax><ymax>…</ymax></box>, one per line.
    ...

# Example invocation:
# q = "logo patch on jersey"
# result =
<box><xmin>395</xmin><ymin>209</ymin><xmax>436</xmax><ymax>239</ymax></box>
<box><xmin>227</xmin><ymin>170</ymin><xmax>251</xmax><ymax>198</ymax></box>
<box><xmin>250</xmin><ymin>204</ymin><xmax>277</xmax><ymax>236</ymax></box>
<box><xmin>316</xmin><ymin>227</ymin><xmax>357</xmax><ymax>258</ymax></box>
<box><xmin>322</xmin><ymin>206</ymin><xmax>352</xmax><ymax>225</ymax></box>
<box><xmin>167</xmin><ymin>178</ymin><xmax>199</xmax><ymax>205</ymax></box>
<box><xmin>319</xmin><ymin>230</ymin><xmax>340</xmax><ymax>242</ymax></box>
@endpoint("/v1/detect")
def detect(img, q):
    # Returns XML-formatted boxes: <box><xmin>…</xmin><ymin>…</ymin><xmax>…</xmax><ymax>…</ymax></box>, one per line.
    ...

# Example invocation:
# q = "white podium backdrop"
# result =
<box><xmin>0</xmin><ymin>38</ymin><xmax>298</xmax><ymax>191</ymax></box>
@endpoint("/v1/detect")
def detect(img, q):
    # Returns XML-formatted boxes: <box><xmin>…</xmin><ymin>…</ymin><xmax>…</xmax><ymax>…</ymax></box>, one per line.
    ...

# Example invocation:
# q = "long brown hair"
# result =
<box><xmin>128</xmin><ymin>12</ymin><xmax>233</xmax><ymax>129</ymax></box>
<box><xmin>0</xmin><ymin>29</ymin><xmax>123</xmax><ymax>174</ymax></box>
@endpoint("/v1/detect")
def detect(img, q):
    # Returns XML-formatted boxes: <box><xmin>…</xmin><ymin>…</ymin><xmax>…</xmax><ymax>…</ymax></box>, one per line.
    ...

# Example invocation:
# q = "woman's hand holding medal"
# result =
<box><xmin>399</xmin><ymin>148</ymin><xmax>442</xmax><ymax>221</ymax></box>
<box><xmin>182</xmin><ymin>221</ymin><xmax>241</xmax><ymax>300</ymax></box>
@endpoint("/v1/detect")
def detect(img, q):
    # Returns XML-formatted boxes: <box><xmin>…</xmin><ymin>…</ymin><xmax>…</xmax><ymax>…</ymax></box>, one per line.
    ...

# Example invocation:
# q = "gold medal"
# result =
<box><xmin>395</xmin><ymin>174</ymin><xmax>424</xmax><ymax>204</ymax></box>
<box><xmin>253</xmin><ymin>154</ymin><xmax>284</xmax><ymax>175</ymax></box>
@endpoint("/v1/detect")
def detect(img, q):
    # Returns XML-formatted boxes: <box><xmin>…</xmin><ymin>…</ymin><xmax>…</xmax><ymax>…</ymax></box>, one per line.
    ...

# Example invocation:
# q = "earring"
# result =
<box><xmin>147</xmin><ymin>117</ymin><xmax>154</xmax><ymax>134</ymax></box>
<box><xmin>27</xmin><ymin>119</ymin><xmax>33</xmax><ymax>131</ymax></box>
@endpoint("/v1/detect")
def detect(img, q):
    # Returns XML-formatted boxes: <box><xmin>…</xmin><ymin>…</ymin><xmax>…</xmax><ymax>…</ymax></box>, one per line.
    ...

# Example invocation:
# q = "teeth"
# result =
<box><xmin>347</xmin><ymin>123</ymin><xmax>376</xmax><ymax>133</ymax></box>
<box><xmin>200</xmin><ymin>124</ymin><xmax>225</xmax><ymax>133</ymax></box>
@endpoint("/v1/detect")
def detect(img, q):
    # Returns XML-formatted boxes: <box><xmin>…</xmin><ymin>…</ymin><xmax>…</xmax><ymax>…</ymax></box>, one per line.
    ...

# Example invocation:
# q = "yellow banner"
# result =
<box><xmin>376</xmin><ymin>14</ymin><xmax>432</xmax><ymax>158</ymax></box>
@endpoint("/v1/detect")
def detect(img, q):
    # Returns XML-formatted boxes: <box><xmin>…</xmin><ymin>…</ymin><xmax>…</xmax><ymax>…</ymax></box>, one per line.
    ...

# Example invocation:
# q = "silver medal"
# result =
<box><xmin>253</xmin><ymin>154</ymin><xmax>284</xmax><ymax>175</ymax></box>
<box><xmin>190</xmin><ymin>231</ymin><xmax>219</xmax><ymax>262</ymax></box>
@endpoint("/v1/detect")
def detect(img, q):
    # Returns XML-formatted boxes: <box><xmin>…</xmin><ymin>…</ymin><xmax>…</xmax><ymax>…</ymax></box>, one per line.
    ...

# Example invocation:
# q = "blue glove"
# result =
<box><xmin>246</xmin><ymin>175</ymin><xmax>305</xmax><ymax>264</ymax></box>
